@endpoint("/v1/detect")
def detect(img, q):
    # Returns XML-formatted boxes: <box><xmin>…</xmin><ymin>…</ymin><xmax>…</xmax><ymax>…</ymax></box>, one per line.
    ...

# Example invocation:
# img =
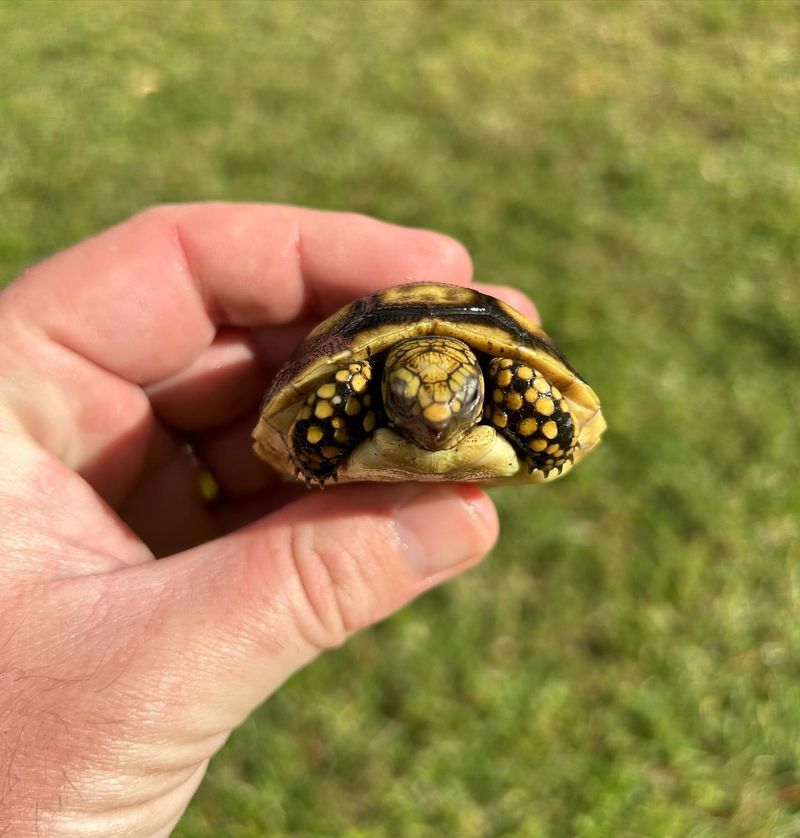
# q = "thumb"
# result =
<box><xmin>121</xmin><ymin>483</ymin><xmax>497</xmax><ymax>734</ymax></box>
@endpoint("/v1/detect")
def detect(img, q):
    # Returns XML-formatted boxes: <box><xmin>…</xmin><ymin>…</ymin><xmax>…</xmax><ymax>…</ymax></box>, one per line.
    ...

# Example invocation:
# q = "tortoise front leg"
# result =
<box><xmin>484</xmin><ymin>357</ymin><xmax>578</xmax><ymax>477</ymax></box>
<box><xmin>289</xmin><ymin>360</ymin><xmax>378</xmax><ymax>486</ymax></box>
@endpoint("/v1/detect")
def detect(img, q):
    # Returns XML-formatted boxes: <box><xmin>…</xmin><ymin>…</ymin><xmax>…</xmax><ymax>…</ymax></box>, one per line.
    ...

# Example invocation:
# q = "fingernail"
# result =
<box><xmin>394</xmin><ymin>485</ymin><xmax>498</xmax><ymax>579</ymax></box>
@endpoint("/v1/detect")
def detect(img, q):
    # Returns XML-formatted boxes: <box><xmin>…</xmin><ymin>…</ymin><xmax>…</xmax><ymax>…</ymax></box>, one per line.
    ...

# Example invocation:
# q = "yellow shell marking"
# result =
<box><xmin>535</xmin><ymin>396</ymin><xmax>555</xmax><ymax>416</ymax></box>
<box><xmin>317</xmin><ymin>383</ymin><xmax>336</xmax><ymax>399</ymax></box>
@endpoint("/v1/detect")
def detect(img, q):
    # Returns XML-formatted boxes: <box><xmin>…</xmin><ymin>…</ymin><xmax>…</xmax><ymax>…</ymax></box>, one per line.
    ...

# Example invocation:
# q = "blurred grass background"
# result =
<box><xmin>2</xmin><ymin>0</ymin><xmax>799</xmax><ymax>835</ymax></box>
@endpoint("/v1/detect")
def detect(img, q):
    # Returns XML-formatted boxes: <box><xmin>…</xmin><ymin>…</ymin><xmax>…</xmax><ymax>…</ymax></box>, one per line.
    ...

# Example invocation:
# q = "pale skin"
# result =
<box><xmin>0</xmin><ymin>204</ymin><xmax>540</xmax><ymax>836</ymax></box>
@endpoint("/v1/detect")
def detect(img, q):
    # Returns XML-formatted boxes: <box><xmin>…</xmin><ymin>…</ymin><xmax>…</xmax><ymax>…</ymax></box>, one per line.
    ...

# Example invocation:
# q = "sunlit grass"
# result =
<box><xmin>1</xmin><ymin>1</ymin><xmax>799</xmax><ymax>834</ymax></box>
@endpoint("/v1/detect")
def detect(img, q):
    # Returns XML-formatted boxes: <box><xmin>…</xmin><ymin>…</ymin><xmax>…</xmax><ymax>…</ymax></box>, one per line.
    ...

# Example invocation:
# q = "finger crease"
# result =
<box><xmin>287</xmin><ymin>524</ymin><xmax>347</xmax><ymax>650</ymax></box>
<box><xmin>292</xmin><ymin>221</ymin><xmax>321</xmax><ymax>320</ymax></box>
<box><xmin>172</xmin><ymin>220</ymin><xmax>225</xmax><ymax>325</ymax></box>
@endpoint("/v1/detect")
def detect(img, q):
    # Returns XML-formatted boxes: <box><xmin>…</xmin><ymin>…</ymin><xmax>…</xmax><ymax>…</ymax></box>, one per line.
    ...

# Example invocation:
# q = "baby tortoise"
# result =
<box><xmin>253</xmin><ymin>282</ymin><xmax>605</xmax><ymax>486</ymax></box>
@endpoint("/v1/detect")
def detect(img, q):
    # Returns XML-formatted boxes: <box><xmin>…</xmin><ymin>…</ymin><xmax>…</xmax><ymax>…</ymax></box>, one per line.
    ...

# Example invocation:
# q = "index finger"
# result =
<box><xmin>1</xmin><ymin>202</ymin><xmax>473</xmax><ymax>385</ymax></box>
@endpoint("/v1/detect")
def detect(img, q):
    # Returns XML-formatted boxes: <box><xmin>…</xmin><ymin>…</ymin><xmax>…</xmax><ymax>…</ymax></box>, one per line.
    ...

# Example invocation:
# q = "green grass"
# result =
<box><xmin>2</xmin><ymin>1</ymin><xmax>799</xmax><ymax>835</ymax></box>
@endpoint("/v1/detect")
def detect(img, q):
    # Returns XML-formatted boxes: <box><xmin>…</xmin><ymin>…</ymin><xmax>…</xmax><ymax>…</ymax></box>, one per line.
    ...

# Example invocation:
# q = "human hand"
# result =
<box><xmin>0</xmin><ymin>204</ymin><xmax>536</xmax><ymax>835</ymax></box>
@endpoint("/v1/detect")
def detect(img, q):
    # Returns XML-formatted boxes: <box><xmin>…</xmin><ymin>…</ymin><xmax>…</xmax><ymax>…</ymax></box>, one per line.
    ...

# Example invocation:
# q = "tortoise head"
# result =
<box><xmin>381</xmin><ymin>336</ymin><xmax>484</xmax><ymax>451</ymax></box>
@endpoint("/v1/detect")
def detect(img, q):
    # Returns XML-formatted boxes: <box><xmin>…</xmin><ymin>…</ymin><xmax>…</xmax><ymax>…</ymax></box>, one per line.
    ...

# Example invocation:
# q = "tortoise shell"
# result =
<box><xmin>253</xmin><ymin>282</ymin><xmax>604</xmax><ymax>485</ymax></box>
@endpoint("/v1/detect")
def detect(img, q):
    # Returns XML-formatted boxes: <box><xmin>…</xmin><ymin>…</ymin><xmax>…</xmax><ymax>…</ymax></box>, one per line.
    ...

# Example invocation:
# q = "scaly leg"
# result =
<box><xmin>289</xmin><ymin>360</ymin><xmax>378</xmax><ymax>486</ymax></box>
<box><xmin>484</xmin><ymin>357</ymin><xmax>578</xmax><ymax>476</ymax></box>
